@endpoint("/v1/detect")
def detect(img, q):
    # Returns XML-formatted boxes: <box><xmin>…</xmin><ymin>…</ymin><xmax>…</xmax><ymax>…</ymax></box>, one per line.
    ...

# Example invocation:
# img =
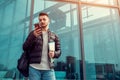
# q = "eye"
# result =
<box><xmin>39</xmin><ymin>19</ymin><xmax>42</xmax><ymax>22</ymax></box>
<box><xmin>43</xmin><ymin>18</ymin><xmax>46</xmax><ymax>21</ymax></box>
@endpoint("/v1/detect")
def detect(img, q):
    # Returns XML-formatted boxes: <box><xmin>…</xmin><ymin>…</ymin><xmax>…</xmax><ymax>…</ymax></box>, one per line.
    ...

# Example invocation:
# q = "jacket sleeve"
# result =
<box><xmin>23</xmin><ymin>31</ymin><xmax>36</xmax><ymax>51</ymax></box>
<box><xmin>53</xmin><ymin>34</ymin><xmax>61</xmax><ymax>58</ymax></box>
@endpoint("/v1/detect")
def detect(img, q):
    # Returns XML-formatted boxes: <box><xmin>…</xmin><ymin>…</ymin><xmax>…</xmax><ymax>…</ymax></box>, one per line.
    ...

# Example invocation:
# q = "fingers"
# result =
<box><xmin>49</xmin><ymin>51</ymin><xmax>54</xmax><ymax>58</ymax></box>
<box><xmin>33</xmin><ymin>27</ymin><xmax>42</xmax><ymax>37</ymax></box>
<box><xmin>35</xmin><ymin>28</ymin><xmax>41</xmax><ymax>34</ymax></box>
<box><xmin>35</xmin><ymin>26</ymin><xmax>40</xmax><ymax>30</ymax></box>
<box><xmin>34</xmin><ymin>26</ymin><xmax>42</xmax><ymax>34</ymax></box>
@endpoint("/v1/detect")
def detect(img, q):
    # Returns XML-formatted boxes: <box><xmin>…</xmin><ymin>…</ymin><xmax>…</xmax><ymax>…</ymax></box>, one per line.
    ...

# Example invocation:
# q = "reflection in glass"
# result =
<box><xmin>33</xmin><ymin>1</ymin><xmax>82</xmax><ymax>79</ymax></box>
<box><xmin>0</xmin><ymin>0</ymin><xmax>31</xmax><ymax>79</ymax></box>
<box><xmin>0</xmin><ymin>0</ymin><xmax>120</xmax><ymax>80</ymax></box>
<box><xmin>82</xmin><ymin>5</ymin><xmax>120</xmax><ymax>80</ymax></box>
<box><xmin>81</xmin><ymin>0</ymin><xmax>117</xmax><ymax>5</ymax></box>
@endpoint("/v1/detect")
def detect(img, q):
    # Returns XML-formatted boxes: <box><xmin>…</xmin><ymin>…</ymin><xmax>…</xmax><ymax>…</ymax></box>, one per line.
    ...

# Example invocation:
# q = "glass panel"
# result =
<box><xmin>0</xmin><ymin>0</ymin><xmax>120</xmax><ymax>80</ymax></box>
<box><xmin>34</xmin><ymin>0</ymin><xmax>44</xmax><ymax>14</ymax></box>
<box><xmin>0</xmin><ymin>0</ymin><xmax>31</xmax><ymax>79</ymax></box>
<box><xmin>81</xmin><ymin>0</ymin><xmax>117</xmax><ymax>5</ymax></box>
<box><xmin>82</xmin><ymin>5</ymin><xmax>120</xmax><ymax>80</ymax></box>
<box><xmin>33</xmin><ymin>0</ymin><xmax>81</xmax><ymax>80</ymax></box>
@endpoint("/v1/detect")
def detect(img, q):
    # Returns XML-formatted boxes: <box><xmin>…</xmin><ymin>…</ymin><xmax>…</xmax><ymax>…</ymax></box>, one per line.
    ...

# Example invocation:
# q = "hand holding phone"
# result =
<box><xmin>33</xmin><ymin>23</ymin><xmax>42</xmax><ymax>37</ymax></box>
<box><xmin>34</xmin><ymin>23</ymin><xmax>40</xmax><ymax>28</ymax></box>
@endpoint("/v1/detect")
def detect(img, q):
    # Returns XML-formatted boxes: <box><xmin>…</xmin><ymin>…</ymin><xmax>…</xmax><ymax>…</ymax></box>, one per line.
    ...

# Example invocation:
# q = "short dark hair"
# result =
<box><xmin>39</xmin><ymin>12</ymin><xmax>49</xmax><ymax>17</ymax></box>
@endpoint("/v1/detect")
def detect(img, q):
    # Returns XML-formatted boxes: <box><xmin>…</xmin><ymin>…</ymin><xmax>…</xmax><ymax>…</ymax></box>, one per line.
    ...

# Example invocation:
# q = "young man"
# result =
<box><xmin>23</xmin><ymin>12</ymin><xmax>61</xmax><ymax>80</ymax></box>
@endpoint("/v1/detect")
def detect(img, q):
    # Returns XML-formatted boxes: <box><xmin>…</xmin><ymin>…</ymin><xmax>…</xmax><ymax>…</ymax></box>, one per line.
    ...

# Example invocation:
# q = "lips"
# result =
<box><xmin>41</xmin><ymin>23</ymin><xmax>45</xmax><ymax>26</ymax></box>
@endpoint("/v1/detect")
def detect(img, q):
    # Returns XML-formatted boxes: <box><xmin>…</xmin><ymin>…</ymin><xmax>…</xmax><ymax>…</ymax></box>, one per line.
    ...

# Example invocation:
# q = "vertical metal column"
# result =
<box><xmin>117</xmin><ymin>0</ymin><xmax>120</xmax><ymax>16</ymax></box>
<box><xmin>29</xmin><ymin>0</ymin><xmax>34</xmax><ymax>32</ymax></box>
<box><xmin>77</xmin><ymin>1</ymin><xmax>86</xmax><ymax>80</ymax></box>
<box><xmin>23</xmin><ymin>0</ymin><xmax>29</xmax><ymax>42</ymax></box>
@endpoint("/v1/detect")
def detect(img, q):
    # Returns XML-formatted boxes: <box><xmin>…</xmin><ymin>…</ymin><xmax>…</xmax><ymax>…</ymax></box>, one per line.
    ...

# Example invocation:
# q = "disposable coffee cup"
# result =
<box><xmin>49</xmin><ymin>42</ymin><xmax>55</xmax><ymax>63</ymax></box>
<box><xmin>48</xmin><ymin>42</ymin><xmax>55</xmax><ymax>51</ymax></box>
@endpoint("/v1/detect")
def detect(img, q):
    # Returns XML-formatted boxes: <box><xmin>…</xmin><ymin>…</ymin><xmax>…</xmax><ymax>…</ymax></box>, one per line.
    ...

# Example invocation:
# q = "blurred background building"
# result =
<box><xmin>0</xmin><ymin>0</ymin><xmax>120</xmax><ymax>80</ymax></box>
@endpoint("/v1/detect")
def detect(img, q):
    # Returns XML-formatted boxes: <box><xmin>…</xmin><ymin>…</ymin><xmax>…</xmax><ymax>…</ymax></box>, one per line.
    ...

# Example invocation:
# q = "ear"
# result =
<box><xmin>48</xmin><ymin>18</ymin><xmax>50</xmax><ymax>23</ymax></box>
<box><xmin>38</xmin><ymin>17</ymin><xmax>39</xmax><ymax>20</ymax></box>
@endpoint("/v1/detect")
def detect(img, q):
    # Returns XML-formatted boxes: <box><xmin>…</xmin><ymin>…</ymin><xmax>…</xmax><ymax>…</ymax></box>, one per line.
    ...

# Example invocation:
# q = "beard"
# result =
<box><xmin>41</xmin><ymin>24</ymin><xmax>48</xmax><ymax>29</ymax></box>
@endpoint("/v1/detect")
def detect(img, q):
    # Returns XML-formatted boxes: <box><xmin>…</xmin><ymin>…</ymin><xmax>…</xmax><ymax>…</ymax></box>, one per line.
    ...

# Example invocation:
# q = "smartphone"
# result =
<box><xmin>34</xmin><ymin>23</ymin><xmax>42</xmax><ymax>34</ymax></box>
<box><xmin>34</xmin><ymin>23</ymin><xmax>40</xmax><ymax>28</ymax></box>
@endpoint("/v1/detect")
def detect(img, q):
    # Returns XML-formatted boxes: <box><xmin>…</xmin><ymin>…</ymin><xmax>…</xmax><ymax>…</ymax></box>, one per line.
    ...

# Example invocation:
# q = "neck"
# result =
<box><xmin>42</xmin><ymin>26</ymin><xmax>48</xmax><ymax>31</ymax></box>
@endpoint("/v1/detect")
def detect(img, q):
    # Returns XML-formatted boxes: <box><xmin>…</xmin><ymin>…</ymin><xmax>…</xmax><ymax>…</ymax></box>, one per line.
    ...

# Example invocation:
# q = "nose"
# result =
<box><xmin>40</xmin><ymin>20</ymin><xmax>44</xmax><ymax>23</ymax></box>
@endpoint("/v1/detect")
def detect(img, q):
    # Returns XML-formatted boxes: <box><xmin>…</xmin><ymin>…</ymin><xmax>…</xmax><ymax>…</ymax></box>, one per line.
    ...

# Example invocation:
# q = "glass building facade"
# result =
<box><xmin>0</xmin><ymin>0</ymin><xmax>120</xmax><ymax>80</ymax></box>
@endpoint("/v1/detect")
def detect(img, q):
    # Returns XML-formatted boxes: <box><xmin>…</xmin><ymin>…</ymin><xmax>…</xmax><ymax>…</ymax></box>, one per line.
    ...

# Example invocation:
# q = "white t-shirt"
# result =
<box><xmin>30</xmin><ymin>31</ymin><xmax>50</xmax><ymax>70</ymax></box>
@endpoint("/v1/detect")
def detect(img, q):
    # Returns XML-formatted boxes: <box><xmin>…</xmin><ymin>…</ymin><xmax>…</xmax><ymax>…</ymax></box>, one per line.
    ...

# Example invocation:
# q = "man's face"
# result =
<box><xmin>39</xmin><ymin>15</ymin><xmax>49</xmax><ymax>28</ymax></box>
